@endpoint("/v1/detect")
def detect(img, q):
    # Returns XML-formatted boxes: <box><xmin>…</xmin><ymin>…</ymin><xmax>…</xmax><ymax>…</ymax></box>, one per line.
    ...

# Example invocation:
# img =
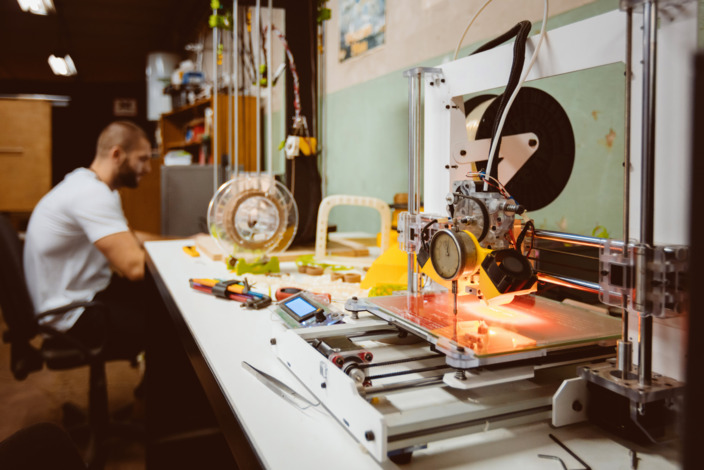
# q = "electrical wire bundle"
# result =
<box><xmin>189</xmin><ymin>278</ymin><xmax>272</xmax><ymax>309</ymax></box>
<box><xmin>262</xmin><ymin>24</ymin><xmax>306</xmax><ymax>135</ymax></box>
<box><xmin>453</xmin><ymin>0</ymin><xmax>549</xmax><ymax>192</ymax></box>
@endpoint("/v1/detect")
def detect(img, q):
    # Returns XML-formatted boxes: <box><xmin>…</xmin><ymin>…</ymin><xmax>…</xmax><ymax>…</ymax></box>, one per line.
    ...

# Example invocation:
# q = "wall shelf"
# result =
<box><xmin>120</xmin><ymin>94</ymin><xmax>256</xmax><ymax>234</ymax></box>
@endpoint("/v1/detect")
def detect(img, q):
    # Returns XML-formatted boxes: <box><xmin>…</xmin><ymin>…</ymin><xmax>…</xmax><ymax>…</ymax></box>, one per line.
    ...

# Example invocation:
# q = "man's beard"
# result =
<box><xmin>115</xmin><ymin>161</ymin><xmax>139</xmax><ymax>188</ymax></box>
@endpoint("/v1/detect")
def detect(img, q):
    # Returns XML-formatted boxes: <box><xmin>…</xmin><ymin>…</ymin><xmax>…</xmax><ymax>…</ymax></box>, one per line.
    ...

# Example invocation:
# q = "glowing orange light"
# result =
<box><xmin>366</xmin><ymin>292</ymin><xmax>621</xmax><ymax>357</ymax></box>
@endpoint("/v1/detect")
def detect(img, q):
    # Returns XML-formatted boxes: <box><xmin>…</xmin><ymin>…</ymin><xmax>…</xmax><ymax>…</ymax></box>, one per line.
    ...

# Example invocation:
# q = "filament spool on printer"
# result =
<box><xmin>465</xmin><ymin>87</ymin><xmax>575</xmax><ymax>211</ymax></box>
<box><xmin>208</xmin><ymin>174</ymin><xmax>298</xmax><ymax>256</ymax></box>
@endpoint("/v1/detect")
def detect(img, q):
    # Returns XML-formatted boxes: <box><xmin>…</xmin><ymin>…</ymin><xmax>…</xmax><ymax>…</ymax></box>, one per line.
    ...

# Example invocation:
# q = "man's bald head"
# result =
<box><xmin>95</xmin><ymin>121</ymin><xmax>149</xmax><ymax>159</ymax></box>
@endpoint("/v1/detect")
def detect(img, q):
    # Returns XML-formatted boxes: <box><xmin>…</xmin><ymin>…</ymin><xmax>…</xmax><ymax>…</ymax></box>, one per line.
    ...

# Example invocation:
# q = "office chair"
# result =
<box><xmin>0</xmin><ymin>214</ymin><xmax>142</xmax><ymax>470</ymax></box>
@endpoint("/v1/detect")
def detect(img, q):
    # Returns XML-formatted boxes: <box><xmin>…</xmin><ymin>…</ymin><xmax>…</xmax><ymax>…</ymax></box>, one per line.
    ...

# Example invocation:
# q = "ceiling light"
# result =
<box><xmin>17</xmin><ymin>0</ymin><xmax>55</xmax><ymax>15</ymax></box>
<box><xmin>48</xmin><ymin>54</ymin><xmax>77</xmax><ymax>76</ymax></box>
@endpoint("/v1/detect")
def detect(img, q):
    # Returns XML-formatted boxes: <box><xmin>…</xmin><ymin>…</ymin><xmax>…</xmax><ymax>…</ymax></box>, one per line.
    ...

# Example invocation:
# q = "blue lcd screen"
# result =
<box><xmin>284</xmin><ymin>297</ymin><xmax>317</xmax><ymax>317</ymax></box>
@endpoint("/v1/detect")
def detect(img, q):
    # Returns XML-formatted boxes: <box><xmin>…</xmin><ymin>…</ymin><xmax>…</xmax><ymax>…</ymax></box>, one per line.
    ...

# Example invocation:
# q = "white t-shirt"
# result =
<box><xmin>23</xmin><ymin>168</ymin><xmax>130</xmax><ymax>331</ymax></box>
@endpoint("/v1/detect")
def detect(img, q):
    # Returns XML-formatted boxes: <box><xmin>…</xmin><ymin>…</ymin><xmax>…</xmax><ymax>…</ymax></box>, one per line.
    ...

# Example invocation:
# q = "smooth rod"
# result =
<box><xmin>637</xmin><ymin>0</ymin><xmax>658</xmax><ymax>387</ymax></box>
<box><xmin>406</xmin><ymin>70</ymin><xmax>422</xmax><ymax>293</ymax></box>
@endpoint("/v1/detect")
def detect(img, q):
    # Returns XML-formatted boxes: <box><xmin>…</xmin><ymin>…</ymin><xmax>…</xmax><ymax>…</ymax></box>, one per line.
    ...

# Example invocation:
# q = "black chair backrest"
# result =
<box><xmin>0</xmin><ymin>215</ymin><xmax>39</xmax><ymax>343</ymax></box>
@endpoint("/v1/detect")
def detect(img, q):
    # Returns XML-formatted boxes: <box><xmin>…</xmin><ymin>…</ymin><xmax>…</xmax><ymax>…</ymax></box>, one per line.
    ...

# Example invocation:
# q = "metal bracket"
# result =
<box><xmin>598</xmin><ymin>242</ymin><xmax>688</xmax><ymax>318</ymax></box>
<box><xmin>578</xmin><ymin>361</ymin><xmax>684</xmax><ymax>405</ymax></box>
<box><xmin>619</xmin><ymin>0</ymin><xmax>694</xmax><ymax>13</ymax></box>
<box><xmin>552</xmin><ymin>377</ymin><xmax>589</xmax><ymax>427</ymax></box>
<box><xmin>648</xmin><ymin>245</ymin><xmax>688</xmax><ymax>317</ymax></box>
<box><xmin>598</xmin><ymin>239</ymin><xmax>631</xmax><ymax>307</ymax></box>
<box><xmin>443</xmin><ymin>366</ymin><xmax>534</xmax><ymax>390</ymax></box>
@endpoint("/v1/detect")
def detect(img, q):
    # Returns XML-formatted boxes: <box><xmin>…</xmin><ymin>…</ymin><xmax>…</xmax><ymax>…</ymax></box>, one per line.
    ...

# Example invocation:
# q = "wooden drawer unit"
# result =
<box><xmin>0</xmin><ymin>98</ymin><xmax>51</xmax><ymax>212</ymax></box>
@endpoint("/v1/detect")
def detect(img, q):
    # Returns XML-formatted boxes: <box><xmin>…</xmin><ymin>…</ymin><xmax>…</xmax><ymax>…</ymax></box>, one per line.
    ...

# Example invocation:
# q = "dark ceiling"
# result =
<box><xmin>0</xmin><ymin>0</ymin><xmax>210</xmax><ymax>85</ymax></box>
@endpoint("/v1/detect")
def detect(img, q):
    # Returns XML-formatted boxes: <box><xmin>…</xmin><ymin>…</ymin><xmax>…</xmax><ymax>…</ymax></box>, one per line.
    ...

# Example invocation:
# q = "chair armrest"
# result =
<box><xmin>37</xmin><ymin>324</ymin><xmax>102</xmax><ymax>360</ymax></box>
<box><xmin>36</xmin><ymin>301</ymin><xmax>110</xmax><ymax>361</ymax></box>
<box><xmin>36</xmin><ymin>300</ymin><xmax>104</xmax><ymax>321</ymax></box>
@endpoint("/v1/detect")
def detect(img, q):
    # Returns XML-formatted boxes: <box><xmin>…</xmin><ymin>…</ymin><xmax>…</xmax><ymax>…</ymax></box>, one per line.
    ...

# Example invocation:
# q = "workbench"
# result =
<box><xmin>145</xmin><ymin>239</ymin><xmax>681</xmax><ymax>469</ymax></box>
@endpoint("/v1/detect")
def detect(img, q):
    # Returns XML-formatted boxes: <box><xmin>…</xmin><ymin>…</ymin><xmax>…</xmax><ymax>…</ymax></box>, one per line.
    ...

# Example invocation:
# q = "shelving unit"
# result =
<box><xmin>159</xmin><ymin>94</ymin><xmax>256</xmax><ymax>168</ymax></box>
<box><xmin>120</xmin><ymin>94</ymin><xmax>256</xmax><ymax>234</ymax></box>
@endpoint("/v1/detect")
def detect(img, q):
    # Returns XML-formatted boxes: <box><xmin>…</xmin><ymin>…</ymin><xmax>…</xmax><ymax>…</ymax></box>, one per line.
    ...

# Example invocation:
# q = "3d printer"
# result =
<box><xmin>273</xmin><ymin>2</ymin><xmax>692</xmax><ymax>464</ymax></box>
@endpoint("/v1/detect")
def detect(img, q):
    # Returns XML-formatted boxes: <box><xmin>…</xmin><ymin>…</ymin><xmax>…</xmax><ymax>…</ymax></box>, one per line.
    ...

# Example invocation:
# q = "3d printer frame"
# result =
<box><xmin>401</xmin><ymin>4</ymin><xmax>689</xmax><ymax>411</ymax></box>
<box><xmin>272</xmin><ymin>3</ymin><xmax>693</xmax><ymax>463</ymax></box>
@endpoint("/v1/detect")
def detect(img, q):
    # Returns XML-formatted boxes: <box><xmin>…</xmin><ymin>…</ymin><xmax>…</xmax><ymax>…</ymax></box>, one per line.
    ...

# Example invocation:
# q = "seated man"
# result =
<box><xmin>23</xmin><ymin>120</ymin><xmax>162</xmax><ymax>360</ymax></box>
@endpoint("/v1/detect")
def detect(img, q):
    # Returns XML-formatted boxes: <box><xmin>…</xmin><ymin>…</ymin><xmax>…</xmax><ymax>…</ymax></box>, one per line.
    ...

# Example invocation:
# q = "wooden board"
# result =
<box><xmin>194</xmin><ymin>233</ymin><xmax>369</xmax><ymax>262</ymax></box>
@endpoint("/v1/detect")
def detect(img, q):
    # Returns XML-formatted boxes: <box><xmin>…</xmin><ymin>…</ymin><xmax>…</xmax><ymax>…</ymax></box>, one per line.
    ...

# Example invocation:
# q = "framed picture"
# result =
<box><xmin>113</xmin><ymin>98</ymin><xmax>138</xmax><ymax>117</ymax></box>
<box><xmin>339</xmin><ymin>0</ymin><xmax>386</xmax><ymax>62</ymax></box>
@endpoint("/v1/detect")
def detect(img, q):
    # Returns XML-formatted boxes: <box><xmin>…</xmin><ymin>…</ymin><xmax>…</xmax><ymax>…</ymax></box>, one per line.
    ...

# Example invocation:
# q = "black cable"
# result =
<box><xmin>548</xmin><ymin>434</ymin><xmax>592</xmax><ymax>470</ymax></box>
<box><xmin>488</xmin><ymin>21</ymin><xmax>532</xmax><ymax>182</ymax></box>
<box><xmin>471</xmin><ymin>21</ymin><xmax>532</xmax><ymax>183</ymax></box>
<box><xmin>420</xmin><ymin>218</ymin><xmax>438</xmax><ymax>251</ymax></box>
<box><xmin>472</xmin><ymin>21</ymin><xmax>529</xmax><ymax>56</ymax></box>
<box><xmin>516</xmin><ymin>219</ymin><xmax>534</xmax><ymax>253</ymax></box>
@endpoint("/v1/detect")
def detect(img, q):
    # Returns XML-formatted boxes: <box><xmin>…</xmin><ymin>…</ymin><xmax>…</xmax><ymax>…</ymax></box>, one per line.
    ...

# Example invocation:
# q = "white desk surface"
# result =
<box><xmin>145</xmin><ymin>239</ymin><xmax>681</xmax><ymax>470</ymax></box>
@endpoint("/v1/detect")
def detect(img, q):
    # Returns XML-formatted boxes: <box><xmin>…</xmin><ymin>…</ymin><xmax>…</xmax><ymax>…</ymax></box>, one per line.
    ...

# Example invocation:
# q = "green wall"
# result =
<box><xmin>701</xmin><ymin>0</ymin><xmax>704</xmax><ymax>48</ymax></box>
<box><xmin>505</xmin><ymin>64</ymin><xmax>625</xmax><ymax>239</ymax></box>
<box><xmin>323</xmin><ymin>0</ymin><xmax>628</xmax><ymax>236</ymax></box>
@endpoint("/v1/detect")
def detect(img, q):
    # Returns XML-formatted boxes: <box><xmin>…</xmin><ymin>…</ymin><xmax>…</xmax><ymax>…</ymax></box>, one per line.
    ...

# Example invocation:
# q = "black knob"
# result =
<box><xmin>315</xmin><ymin>308</ymin><xmax>327</xmax><ymax>322</ymax></box>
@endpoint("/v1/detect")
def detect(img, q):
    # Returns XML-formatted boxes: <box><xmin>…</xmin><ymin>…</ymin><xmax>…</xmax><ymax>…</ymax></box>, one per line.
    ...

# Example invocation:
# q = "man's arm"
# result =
<box><xmin>94</xmin><ymin>231</ymin><xmax>145</xmax><ymax>281</ymax></box>
<box><xmin>133</xmin><ymin>230</ymin><xmax>165</xmax><ymax>245</ymax></box>
<box><xmin>134</xmin><ymin>230</ymin><xmax>206</xmax><ymax>244</ymax></box>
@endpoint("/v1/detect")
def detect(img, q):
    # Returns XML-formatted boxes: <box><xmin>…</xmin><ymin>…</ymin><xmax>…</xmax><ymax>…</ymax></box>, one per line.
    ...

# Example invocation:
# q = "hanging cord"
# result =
<box><xmin>262</xmin><ymin>24</ymin><xmax>305</xmax><ymax>135</ymax></box>
<box><xmin>260</xmin><ymin>27</ymin><xmax>268</xmax><ymax>82</ymax></box>
<box><xmin>420</xmin><ymin>218</ymin><xmax>439</xmax><ymax>255</ymax></box>
<box><xmin>516</xmin><ymin>219</ymin><xmax>535</xmax><ymax>254</ymax></box>
<box><xmin>465</xmin><ymin>171</ymin><xmax>513</xmax><ymax>200</ymax></box>
<box><xmin>245</xmin><ymin>9</ymin><xmax>257</xmax><ymax>87</ymax></box>
<box><xmin>237</xmin><ymin>17</ymin><xmax>252</xmax><ymax>89</ymax></box>
<box><xmin>472</xmin><ymin>20</ymin><xmax>530</xmax><ymax>56</ymax></box>
<box><xmin>453</xmin><ymin>0</ymin><xmax>495</xmax><ymax>61</ymax></box>
<box><xmin>473</xmin><ymin>20</ymin><xmax>532</xmax><ymax>184</ymax></box>
<box><xmin>261</xmin><ymin>24</ymin><xmax>309</xmax><ymax>198</ymax></box>
<box><xmin>452</xmin><ymin>1</ymin><xmax>548</xmax><ymax>191</ymax></box>
<box><xmin>483</xmin><ymin>1</ymin><xmax>549</xmax><ymax>190</ymax></box>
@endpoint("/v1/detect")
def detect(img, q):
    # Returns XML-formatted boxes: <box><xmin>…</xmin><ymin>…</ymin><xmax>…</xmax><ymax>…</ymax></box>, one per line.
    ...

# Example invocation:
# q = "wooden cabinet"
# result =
<box><xmin>0</xmin><ymin>98</ymin><xmax>52</xmax><ymax>213</ymax></box>
<box><xmin>120</xmin><ymin>94</ymin><xmax>255</xmax><ymax>234</ymax></box>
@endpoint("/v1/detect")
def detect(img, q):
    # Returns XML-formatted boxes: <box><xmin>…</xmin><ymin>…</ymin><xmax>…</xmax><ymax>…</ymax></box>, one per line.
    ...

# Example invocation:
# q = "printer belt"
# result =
<box><xmin>365</xmin><ymin>364</ymin><xmax>452</xmax><ymax>381</ymax></box>
<box><xmin>357</xmin><ymin>353</ymin><xmax>444</xmax><ymax>370</ymax></box>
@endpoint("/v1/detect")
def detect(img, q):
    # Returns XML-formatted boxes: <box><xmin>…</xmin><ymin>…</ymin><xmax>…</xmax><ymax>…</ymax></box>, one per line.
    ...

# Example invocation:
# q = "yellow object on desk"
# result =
<box><xmin>182</xmin><ymin>245</ymin><xmax>200</xmax><ymax>257</ymax></box>
<box><xmin>360</xmin><ymin>243</ymin><xmax>407</xmax><ymax>289</ymax></box>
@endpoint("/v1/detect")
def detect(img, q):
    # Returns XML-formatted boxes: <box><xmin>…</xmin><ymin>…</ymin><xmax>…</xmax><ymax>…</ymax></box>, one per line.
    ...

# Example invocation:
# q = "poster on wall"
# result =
<box><xmin>339</xmin><ymin>0</ymin><xmax>386</xmax><ymax>61</ymax></box>
<box><xmin>113</xmin><ymin>98</ymin><xmax>138</xmax><ymax>117</ymax></box>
